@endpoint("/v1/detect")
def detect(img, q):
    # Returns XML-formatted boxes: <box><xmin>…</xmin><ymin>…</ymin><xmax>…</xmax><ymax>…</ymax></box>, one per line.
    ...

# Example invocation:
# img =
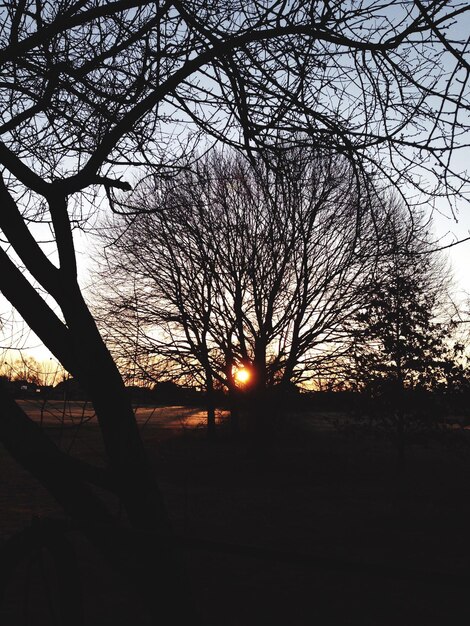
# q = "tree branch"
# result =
<box><xmin>0</xmin><ymin>247</ymin><xmax>76</xmax><ymax>375</ymax></box>
<box><xmin>0</xmin><ymin>176</ymin><xmax>62</xmax><ymax>296</ymax></box>
<box><xmin>0</xmin><ymin>142</ymin><xmax>51</xmax><ymax>196</ymax></box>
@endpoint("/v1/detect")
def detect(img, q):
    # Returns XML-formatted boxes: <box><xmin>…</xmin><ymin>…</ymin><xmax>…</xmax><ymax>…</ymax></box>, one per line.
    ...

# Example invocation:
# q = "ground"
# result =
<box><xmin>1</xmin><ymin>401</ymin><xmax>470</xmax><ymax>625</ymax></box>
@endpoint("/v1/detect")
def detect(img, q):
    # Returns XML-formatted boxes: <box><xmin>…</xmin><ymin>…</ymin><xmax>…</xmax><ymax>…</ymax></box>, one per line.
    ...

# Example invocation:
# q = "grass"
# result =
<box><xmin>1</xmin><ymin>402</ymin><xmax>470</xmax><ymax>624</ymax></box>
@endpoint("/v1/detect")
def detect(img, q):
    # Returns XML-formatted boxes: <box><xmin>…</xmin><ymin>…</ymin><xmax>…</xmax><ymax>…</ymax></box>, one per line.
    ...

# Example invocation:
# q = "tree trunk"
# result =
<box><xmin>61</xmin><ymin>287</ymin><xmax>201</xmax><ymax>621</ymax></box>
<box><xmin>252</xmin><ymin>343</ymin><xmax>268</xmax><ymax>442</ymax></box>
<box><xmin>61</xmin><ymin>283</ymin><xmax>168</xmax><ymax>530</ymax></box>
<box><xmin>225</xmin><ymin>357</ymin><xmax>240</xmax><ymax>436</ymax></box>
<box><xmin>0</xmin><ymin>384</ymin><xmax>198</xmax><ymax>623</ymax></box>
<box><xmin>0</xmin><ymin>272</ymin><xmax>200</xmax><ymax>623</ymax></box>
<box><xmin>206</xmin><ymin>374</ymin><xmax>216</xmax><ymax>439</ymax></box>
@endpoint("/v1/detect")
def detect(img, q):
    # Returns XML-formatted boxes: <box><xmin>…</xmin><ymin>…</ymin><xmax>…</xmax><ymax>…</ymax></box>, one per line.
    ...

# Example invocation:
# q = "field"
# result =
<box><xmin>1</xmin><ymin>401</ymin><xmax>470</xmax><ymax>625</ymax></box>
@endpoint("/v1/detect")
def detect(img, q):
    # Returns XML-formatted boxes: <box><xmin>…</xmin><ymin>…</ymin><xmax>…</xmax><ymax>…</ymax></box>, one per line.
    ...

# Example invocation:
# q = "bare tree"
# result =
<box><xmin>95</xmin><ymin>148</ymin><xmax>395</xmax><ymax>432</ymax></box>
<box><xmin>0</xmin><ymin>1</ymin><xmax>468</xmax><ymax>620</ymax></box>
<box><xmin>0</xmin><ymin>355</ymin><xmax>63</xmax><ymax>387</ymax></box>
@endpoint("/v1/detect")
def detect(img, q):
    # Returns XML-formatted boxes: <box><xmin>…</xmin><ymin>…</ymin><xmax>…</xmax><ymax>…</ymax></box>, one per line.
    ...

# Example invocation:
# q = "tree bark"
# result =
<box><xmin>205</xmin><ymin>373</ymin><xmax>216</xmax><ymax>440</ymax></box>
<box><xmin>0</xmin><ymin>242</ymin><xmax>198</xmax><ymax>622</ymax></box>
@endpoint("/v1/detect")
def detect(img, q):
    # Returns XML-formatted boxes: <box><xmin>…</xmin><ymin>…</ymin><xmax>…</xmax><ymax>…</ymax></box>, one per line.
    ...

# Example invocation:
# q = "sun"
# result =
<box><xmin>234</xmin><ymin>367</ymin><xmax>250</xmax><ymax>384</ymax></box>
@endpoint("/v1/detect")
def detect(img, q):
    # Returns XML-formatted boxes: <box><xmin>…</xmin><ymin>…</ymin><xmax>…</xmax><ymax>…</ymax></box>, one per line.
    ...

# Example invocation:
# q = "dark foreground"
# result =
<box><xmin>1</xmin><ymin>406</ymin><xmax>470</xmax><ymax>625</ymax></box>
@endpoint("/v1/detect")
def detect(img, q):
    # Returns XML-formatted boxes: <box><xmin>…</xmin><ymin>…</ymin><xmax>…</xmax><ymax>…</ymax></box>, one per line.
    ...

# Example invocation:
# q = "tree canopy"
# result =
<box><xmin>0</xmin><ymin>1</ymin><xmax>469</xmax><ymax>201</ymax></box>
<box><xmin>351</xmin><ymin>204</ymin><xmax>455</xmax><ymax>391</ymax></box>
<box><xmin>96</xmin><ymin>148</ymin><xmax>380</xmax><ymax>393</ymax></box>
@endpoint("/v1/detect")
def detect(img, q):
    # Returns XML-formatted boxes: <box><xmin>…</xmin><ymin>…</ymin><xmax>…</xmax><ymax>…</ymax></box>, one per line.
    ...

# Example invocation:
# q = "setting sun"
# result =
<box><xmin>234</xmin><ymin>368</ymin><xmax>250</xmax><ymax>384</ymax></box>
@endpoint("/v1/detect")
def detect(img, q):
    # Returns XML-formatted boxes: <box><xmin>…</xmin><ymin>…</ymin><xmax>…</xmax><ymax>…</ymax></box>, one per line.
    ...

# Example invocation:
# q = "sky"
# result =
<box><xmin>1</xmin><ymin>152</ymin><xmax>470</xmax><ymax>374</ymax></box>
<box><xmin>1</xmin><ymin>190</ymin><xmax>469</xmax><ymax>375</ymax></box>
<box><xmin>433</xmin><ymin>211</ymin><xmax>470</xmax><ymax>295</ymax></box>
<box><xmin>1</xmin><ymin>1</ymin><xmax>470</xmax><ymax>375</ymax></box>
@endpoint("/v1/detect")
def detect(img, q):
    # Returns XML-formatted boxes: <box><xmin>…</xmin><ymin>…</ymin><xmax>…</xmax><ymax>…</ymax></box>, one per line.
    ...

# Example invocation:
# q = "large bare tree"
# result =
<box><xmin>0</xmin><ymin>1</ymin><xmax>469</xmax><ymax>620</ymax></box>
<box><xmin>96</xmin><ymin>148</ymin><xmax>381</xmax><ymax>429</ymax></box>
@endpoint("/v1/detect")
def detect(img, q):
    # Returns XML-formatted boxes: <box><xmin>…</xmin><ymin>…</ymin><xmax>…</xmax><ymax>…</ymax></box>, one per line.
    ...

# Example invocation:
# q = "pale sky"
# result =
<box><xmin>2</xmin><ymin>6</ymin><xmax>470</xmax><ymax>372</ymax></box>
<box><xmin>1</xmin><ymin>192</ymin><xmax>469</xmax><ymax>374</ymax></box>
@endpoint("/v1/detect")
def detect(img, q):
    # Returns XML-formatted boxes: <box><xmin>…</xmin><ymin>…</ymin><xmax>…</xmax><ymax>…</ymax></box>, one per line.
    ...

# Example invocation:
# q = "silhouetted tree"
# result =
<box><xmin>0</xmin><ymin>1</ymin><xmax>468</xmax><ymax>620</ymax></box>
<box><xmin>1</xmin><ymin>356</ymin><xmax>64</xmax><ymax>387</ymax></box>
<box><xmin>95</xmin><ymin>148</ymin><xmax>382</xmax><ymax>432</ymax></box>
<box><xmin>351</xmin><ymin>204</ymin><xmax>457</xmax><ymax>455</ymax></box>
